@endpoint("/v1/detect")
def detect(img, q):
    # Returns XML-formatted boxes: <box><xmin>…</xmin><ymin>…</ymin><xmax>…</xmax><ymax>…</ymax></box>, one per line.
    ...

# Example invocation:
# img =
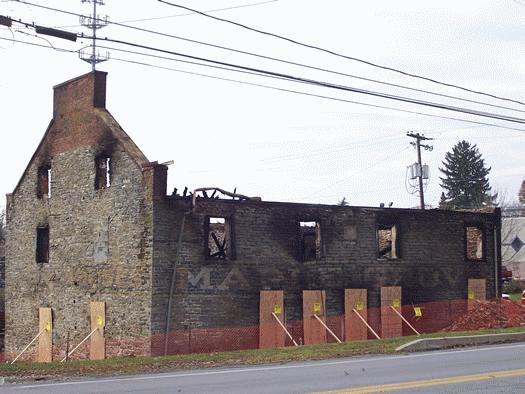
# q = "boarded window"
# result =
<box><xmin>37</xmin><ymin>165</ymin><xmax>51</xmax><ymax>198</ymax></box>
<box><xmin>36</xmin><ymin>226</ymin><xmax>49</xmax><ymax>264</ymax></box>
<box><xmin>465</xmin><ymin>225</ymin><xmax>484</xmax><ymax>260</ymax></box>
<box><xmin>377</xmin><ymin>223</ymin><xmax>398</xmax><ymax>259</ymax></box>
<box><xmin>207</xmin><ymin>217</ymin><xmax>233</xmax><ymax>260</ymax></box>
<box><xmin>95</xmin><ymin>156</ymin><xmax>111</xmax><ymax>189</ymax></box>
<box><xmin>299</xmin><ymin>221</ymin><xmax>321</xmax><ymax>261</ymax></box>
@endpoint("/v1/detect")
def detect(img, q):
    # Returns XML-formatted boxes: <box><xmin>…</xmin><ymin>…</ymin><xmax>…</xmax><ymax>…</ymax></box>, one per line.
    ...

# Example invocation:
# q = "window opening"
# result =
<box><xmin>95</xmin><ymin>156</ymin><xmax>111</xmax><ymax>189</ymax></box>
<box><xmin>36</xmin><ymin>226</ymin><xmax>49</xmax><ymax>264</ymax></box>
<box><xmin>37</xmin><ymin>165</ymin><xmax>51</xmax><ymax>198</ymax></box>
<box><xmin>207</xmin><ymin>217</ymin><xmax>231</xmax><ymax>260</ymax></box>
<box><xmin>377</xmin><ymin>223</ymin><xmax>398</xmax><ymax>259</ymax></box>
<box><xmin>466</xmin><ymin>225</ymin><xmax>484</xmax><ymax>260</ymax></box>
<box><xmin>299</xmin><ymin>221</ymin><xmax>321</xmax><ymax>261</ymax></box>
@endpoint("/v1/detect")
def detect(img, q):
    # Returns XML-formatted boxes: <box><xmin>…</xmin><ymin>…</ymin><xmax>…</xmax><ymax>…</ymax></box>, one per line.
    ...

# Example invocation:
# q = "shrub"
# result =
<box><xmin>502</xmin><ymin>279</ymin><xmax>525</xmax><ymax>294</ymax></box>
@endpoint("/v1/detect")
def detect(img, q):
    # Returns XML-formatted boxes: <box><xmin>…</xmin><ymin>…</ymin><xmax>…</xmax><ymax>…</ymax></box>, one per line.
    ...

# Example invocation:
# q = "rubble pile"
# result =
<box><xmin>444</xmin><ymin>300</ymin><xmax>525</xmax><ymax>331</ymax></box>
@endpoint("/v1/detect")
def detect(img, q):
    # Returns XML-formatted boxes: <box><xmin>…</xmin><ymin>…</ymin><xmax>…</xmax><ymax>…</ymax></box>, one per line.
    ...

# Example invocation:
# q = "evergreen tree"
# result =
<box><xmin>439</xmin><ymin>140</ymin><xmax>493</xmax><ymax>209</ymax></box>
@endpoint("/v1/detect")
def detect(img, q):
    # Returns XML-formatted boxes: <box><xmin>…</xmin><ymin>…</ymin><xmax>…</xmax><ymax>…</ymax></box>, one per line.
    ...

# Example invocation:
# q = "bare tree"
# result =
<box><xmin>495</xmin><ymin>187</ymin><xmax>524</xmax><ymax>218</ymax></box>
<box><xmin>0</xmin><ymin>208</ymin><xmax>5</xmax><ymax>243</ymax></box>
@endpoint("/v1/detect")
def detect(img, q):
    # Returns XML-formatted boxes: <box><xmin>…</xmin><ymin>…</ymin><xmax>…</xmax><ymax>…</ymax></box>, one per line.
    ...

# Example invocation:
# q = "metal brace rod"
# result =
<box><xmin>352</xmin><ymin>309</ymin><xmax>381</xmax><ymax>340</ymax></box>
<box><xmin>313</xmin><ymin>314</ymin><xmax>342</xmax><ymax>343</ymax></box>
<box><xmin>11</xmin><ymin>326</ymin><xmax>48</xmax><ymax>364</ymax></box>
<box><xmin>61</xmin><ymin>327</ymin><xmax>99</xmax><ymax>362</ymax></box>
<box><xmin>271</xmin><ymin>312</ymin><xmax>299</xmax><ymax>347</ymax></box>
<box><xmin>390</xmin><ymin>306</ymin><xmax>421</xmax><ymax>336</ymax></box>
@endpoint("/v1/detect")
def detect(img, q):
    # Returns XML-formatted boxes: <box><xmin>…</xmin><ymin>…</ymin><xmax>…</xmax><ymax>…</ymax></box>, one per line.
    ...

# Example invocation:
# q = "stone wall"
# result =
<box><xmin>152</xmin><ymin>197</ymin><xmax>500</xmax><ymax>341</ymax></box>
<box><xmin>5</xmin><ymin>72</ymin><xmax>154</xmax><ymax>358</ymax></box>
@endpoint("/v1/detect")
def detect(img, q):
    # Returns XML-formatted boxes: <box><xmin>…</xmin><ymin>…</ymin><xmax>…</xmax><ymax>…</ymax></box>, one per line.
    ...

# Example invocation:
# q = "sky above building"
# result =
<box><xmin>1</xmin><ymin>0</ymin><xmax>524</xmax><ymax>209</ymax></box>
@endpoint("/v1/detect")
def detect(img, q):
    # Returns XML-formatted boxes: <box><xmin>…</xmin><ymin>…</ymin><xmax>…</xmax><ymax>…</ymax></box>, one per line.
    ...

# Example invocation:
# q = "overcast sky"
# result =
<box><xmin>1</xmin><ymin>0</ymin><xmax>524</xmax><ymax>209</ymax></box>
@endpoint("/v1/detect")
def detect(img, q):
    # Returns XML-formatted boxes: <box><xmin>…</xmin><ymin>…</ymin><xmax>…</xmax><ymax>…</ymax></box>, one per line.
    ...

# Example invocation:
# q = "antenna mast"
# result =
<box><xmin>79</xmin><ymin>0</ymin><xmax>109</xmax><ymax>70</ymax></box>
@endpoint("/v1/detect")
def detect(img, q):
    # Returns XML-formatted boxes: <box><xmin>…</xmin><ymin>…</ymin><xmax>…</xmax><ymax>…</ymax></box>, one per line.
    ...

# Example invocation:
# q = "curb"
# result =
<box><xmin>396</xmin><ymin>332</ymin><xmax>525</xmax><ymax>352</ymax></box>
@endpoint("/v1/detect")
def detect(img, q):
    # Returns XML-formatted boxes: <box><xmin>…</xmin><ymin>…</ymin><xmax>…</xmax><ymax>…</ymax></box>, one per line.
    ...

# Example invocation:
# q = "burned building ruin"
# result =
<box><xmin>4</xmin><ymin>72</ymin><xmax>502</xmax><ymax>358</ymax></box>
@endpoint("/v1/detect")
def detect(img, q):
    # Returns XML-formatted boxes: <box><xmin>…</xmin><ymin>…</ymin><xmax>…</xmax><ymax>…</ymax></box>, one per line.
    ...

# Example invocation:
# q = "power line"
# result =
<box><xmin>157</xmin><ymin>0</ymin><xmax>525</xmax><ymax>108</ymax></box>
<box><xmin>3</xmin><ymin>34</ymin><xmax>525</xmax><ymax>136</ymax></box>
<box><xmin>96</xmin><ymin>44</ymin><xmax>296</xmax><ymax>84</ymax></box>
<box><xmin>102</xmin><ymin>44</ymin><xmax>525</xmax><ymax>129</ymax></box>
<box><xmin>89</xmin><ymin>35</ymin><xmax>525</xmax><ymax>125</ymax></box>
<box><xmin>258</xmin><ymin>135</ymin><xmax>404</xmax><ymax>163</ymax></box>
<box><xmin>304</xmin><ymin>146</ymin><xmax>412</xmax><ymax>199</ymax></box>
<box><xmin>105</xmin><ymin>55</ymin><xmax>525</xmax><ymax>133</ymax></box>
<box><xmin>97</xmin><ymin>44</ymin><xmax>525</xmax><ymax>116</ymax></box>
<box><xmin>88</xmin><ymin>0</ymin><xmax>280</xmax><ymax>25</ymax></box>
<box><xmin>0</xmin><ymin>35</ymin><xmax>75</xmax><ymax>52</ymax></box>
<box><xmin>10</xmin><ymin>0</ymin><xmax>525</xmax><ymax>115</ymax></box>
<box><xmin>21</xmin><ymin>14</ymin><xmax>497</xmax><ymax>121</ymax></box>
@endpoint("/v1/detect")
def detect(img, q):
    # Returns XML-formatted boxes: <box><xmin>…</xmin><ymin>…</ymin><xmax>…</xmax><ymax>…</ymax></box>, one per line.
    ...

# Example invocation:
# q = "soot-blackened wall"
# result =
<box><xmin>152</xmin><ymin>198</ymin><xmax>500</xmax><ymax>333</ymax></box>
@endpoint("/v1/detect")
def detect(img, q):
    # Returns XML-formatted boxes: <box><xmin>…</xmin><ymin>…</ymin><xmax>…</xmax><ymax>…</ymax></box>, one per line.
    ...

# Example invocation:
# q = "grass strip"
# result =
<box><xmin>2</xmin><ymin>326</ymin><xmax>524</xmax><ymax>380</ymax></box>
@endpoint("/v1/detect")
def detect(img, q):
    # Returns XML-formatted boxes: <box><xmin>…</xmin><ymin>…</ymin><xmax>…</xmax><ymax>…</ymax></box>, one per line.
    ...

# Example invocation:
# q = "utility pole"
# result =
<box><xmin>79</xmin><ymin>0</ymin><xmax>109</xmax><ymax>70</ymax></box>
<box><xmin>407</xmin><ymin>132</ymin><xmax>433</xmax><ymax>209</ymax></box>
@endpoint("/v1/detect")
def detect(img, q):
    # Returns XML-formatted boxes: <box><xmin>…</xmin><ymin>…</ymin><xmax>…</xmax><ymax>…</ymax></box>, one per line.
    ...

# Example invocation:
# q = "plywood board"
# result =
<box><xmin>344</xmin><ymin>289</ymin><xmax>368</xmax><ymax>341</ymax></box>
<box><xmin>303</xmin><ymin>290</ymin><xmax>327</xmax><ymax>345</ymax></box>
<box><xmin>468</xmin><ymin>279</ymin><xmax>486</xmax><ymax>310</ymax></box>
<box><xmin>38</xmin><ymin>307</ymin><xmax>52</xmax><ymax>363</ymax></box>
<box><xmin>380</xmin><ymin>286</ymin><xmax>402</xmax><ymax>339</ymax></box>
<box><xmin>259</xmin><ymin>291</ymin><xmax>286</xmax><ymax>349</ymax></box>
<box><xmin>90</xmin><ymin>301</ymin><xmax>106</xmax><ymax>360</ymax></box>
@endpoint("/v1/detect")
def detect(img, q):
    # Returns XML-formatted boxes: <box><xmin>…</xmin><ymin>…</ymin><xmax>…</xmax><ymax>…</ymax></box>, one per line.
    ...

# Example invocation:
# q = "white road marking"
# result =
<box><xmin>10</xmin><ymin>342</ymin><xmax>525</xmax><ymax>390</ymax></box>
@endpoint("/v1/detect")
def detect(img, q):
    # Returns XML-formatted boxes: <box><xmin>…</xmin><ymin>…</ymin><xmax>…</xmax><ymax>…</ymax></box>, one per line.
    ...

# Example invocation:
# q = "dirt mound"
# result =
<box><xmin>444</xmin><ymin>299</ymin><xmax>525</xmax><ymax>331</ymax></box>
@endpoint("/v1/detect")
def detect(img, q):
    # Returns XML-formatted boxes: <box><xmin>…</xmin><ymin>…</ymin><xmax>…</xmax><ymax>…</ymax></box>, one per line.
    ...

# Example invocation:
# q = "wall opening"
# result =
<box><xmin>95</xmin><ymin>156</ymin><xmax>111</xmax><ymax>189</ymax></box>
<box><xmin>37</xmin><ymin>165</ymin><xmax>51</xmax><ymax>198</ymax></box>
<box><xmin>377</xmin><ymin>222</ymin><xmax>399</xmax><ymax>259</ymax></box>
<box><xmin>36</xmin><ymin>226</ymin><xmax>49</xmax><ymax>264</ymax></box>
<box><xmin>299</xmin><ymin>221</ymin><xmax>321</xmax><ymax>261</ymax></box>
<box><xmin>465</xmin><ymin>225</ymin><xmax>484</xmax><ymax>261</ymax></box>
<box><xmin>207</xmin><ymin>217</ymin><xmax>232</xmax><ymax>260</ymax></box>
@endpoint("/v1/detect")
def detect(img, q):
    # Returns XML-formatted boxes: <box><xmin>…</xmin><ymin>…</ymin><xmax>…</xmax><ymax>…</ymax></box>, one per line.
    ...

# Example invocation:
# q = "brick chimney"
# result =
<box><xmin>53</xmin><ymin>71</ymin><xmax>107</xmax><ymax>117</ymax></box>
<box><xmin>143</xmin><ymin>162</ymin><xmax>168</xmax><ymax>201</ymax></box>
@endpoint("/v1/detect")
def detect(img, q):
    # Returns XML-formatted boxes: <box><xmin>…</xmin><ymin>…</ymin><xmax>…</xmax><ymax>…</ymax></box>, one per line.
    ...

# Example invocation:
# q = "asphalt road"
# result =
<box><xmin>1</xmin><ymin>343</ymin><xmax>524</xmax><ymax>393</ymax></box>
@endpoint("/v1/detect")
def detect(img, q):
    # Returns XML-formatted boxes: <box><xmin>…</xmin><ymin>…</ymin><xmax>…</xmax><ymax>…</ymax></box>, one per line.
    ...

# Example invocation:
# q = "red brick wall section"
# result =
<box><xmin>53</xmin><ymin>72</ymin><xmax>106</xmax><ymax>117</ymax></box>
<box><xmin>35</xmin><ymin>72</ymin><xmax>115</xmax><ymax>157</ymax></box>
<box><xmin>143</xmin><ymin>162</ymin><xmax>168</xmax><ymax>201</ymax></box>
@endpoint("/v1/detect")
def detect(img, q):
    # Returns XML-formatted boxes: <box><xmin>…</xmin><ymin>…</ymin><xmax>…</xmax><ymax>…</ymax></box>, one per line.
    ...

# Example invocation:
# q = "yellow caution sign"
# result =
<box><xmin>414</xmin><ymin>307</ymin><xmax>422</xmax><ymax>318</ymax></box>
<box><xmin>468</xmin><ymin>291</ymin><xmax>475</xmax><ymax>300</ymax></box>
<box><xmin>355</xmin><ymin>302</ymin><xmax>364</xmax><ymax>311</ymax></box>
<box><xmin>313</xmin><ymin>303</ymin><xmax>321</xmax><ymax>313</ymax></box>
<box><xmin>96</xmin><ymin>316</ymin><xmax>105</xmax><ymax>327</ymax></box>
<box><xmin>273</xmin><ymin>305</ymin><xmax>282</xmax><ymax>315</ymax></box>
<box><xmin>392</xmin><ymin>299</ymin><xmax>401</xmax><ymax>308</ymax></box>
<box><xmin>45</xmin><ymin>322</ymin><xmax>52</xmax><ymax>332</ymax></box>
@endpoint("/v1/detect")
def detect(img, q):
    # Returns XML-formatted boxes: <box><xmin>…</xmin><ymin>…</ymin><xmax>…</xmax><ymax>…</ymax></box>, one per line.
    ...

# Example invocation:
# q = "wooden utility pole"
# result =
<box><xmin>407</xmin><ymin>132</ymin><xmax>433</xmax><ymax>209</ymax></box>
